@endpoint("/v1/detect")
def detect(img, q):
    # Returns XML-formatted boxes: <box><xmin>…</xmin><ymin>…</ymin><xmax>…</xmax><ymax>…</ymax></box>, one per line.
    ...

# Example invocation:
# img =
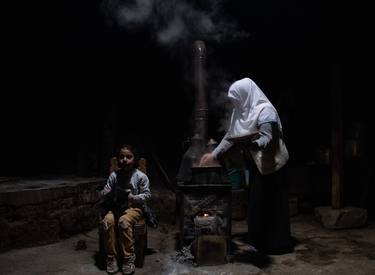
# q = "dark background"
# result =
<box><xmin>2</xmin><ymin>1</ymin><xmax>373</xmax><ymax>212</ymax></box>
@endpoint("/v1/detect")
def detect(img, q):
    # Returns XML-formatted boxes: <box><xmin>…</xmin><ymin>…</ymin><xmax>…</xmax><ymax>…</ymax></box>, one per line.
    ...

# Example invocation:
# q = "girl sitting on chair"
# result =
<box><xmin>99</xmin><ymin>144</ymin><xmax>151</xmax><ymax>274</ymax></box>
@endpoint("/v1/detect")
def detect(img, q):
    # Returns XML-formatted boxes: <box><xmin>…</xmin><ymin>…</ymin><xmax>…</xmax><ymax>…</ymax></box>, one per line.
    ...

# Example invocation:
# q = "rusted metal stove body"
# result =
<box><xmin>177</xmin><ymin>166</ymin><xmax>231</xmax><ymax>266</ymax></box>
<box><xmin>178</xmin><ymin>166</ymin><xmax>231</xmax><ymax>246</ymax></box>
<box><xmin>176</xmin><ymin>41</ymin><xmax>231</xmax><ymax>265</ymax></box>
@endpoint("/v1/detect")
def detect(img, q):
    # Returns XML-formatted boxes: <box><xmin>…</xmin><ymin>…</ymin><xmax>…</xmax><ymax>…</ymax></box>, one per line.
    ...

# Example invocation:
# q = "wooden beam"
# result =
<box><xmin>331</xmin><ymin>67</ymin><xmax>344</xmax><ymax>209</ymax></box>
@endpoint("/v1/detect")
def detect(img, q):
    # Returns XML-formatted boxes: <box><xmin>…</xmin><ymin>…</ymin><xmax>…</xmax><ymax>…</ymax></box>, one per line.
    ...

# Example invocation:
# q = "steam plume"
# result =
<box><xmin>103</xmin><ymin>0</ymin><xmax>249</xmax><ymax>47</ymax></box>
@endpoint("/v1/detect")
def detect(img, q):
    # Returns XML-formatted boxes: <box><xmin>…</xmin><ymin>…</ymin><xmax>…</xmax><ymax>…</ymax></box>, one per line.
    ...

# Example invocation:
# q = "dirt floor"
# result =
<box><xmin>1</xmin><ymin>214</ymin><xmax>375</xmax><ymax>275</ymax></box>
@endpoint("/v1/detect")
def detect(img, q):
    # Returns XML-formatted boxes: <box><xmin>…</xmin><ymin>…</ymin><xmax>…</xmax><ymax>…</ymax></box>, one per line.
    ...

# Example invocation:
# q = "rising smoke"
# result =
<box><xmin>102</xmin><ymin>0</ymin><xmax>248</xmax><ymax>135</ymax></box>
<box><xmin>103</xmin><ymin>0</ymin><xmax>248</xmax><ymax>47</ymax></box>
<box><xmin>207</xmin><ymin>71</ymin><xmax>234</xmax><ymax>133</ymax></box>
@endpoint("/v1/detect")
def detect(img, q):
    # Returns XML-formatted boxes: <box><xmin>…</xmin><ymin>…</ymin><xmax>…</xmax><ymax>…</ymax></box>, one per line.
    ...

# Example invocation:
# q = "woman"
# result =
<box><xmin>200</xmin><ymin>77</ymin><xmax>292</xmax><ymax>254</ymax></box>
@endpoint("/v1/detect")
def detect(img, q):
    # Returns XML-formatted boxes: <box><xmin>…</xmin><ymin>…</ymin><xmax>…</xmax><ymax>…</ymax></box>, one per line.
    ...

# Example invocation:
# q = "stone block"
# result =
<box><xmin>191</xmin><ymin>235</ymin><xmax>228</xmax><ymax>266</ymax></box>
<box><xmin>314</xmin><ymin>206</ymin><xmax>367</xmax><ymax>229</ymax></box>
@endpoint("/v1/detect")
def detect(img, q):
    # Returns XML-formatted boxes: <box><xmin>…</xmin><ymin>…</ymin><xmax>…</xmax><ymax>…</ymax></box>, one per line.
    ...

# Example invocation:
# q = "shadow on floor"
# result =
<box><xmin>230</xmin><ymin>233</ymin><xmax>272</xmax><ymax>268</ymax></box>
<box><xmin>94</xmin><ymin>247</ymin><xmax>158</xmax><ymax>271</ymax></box>
<box><xmin>94</xmin><ymin>251</ymin><xmax>106</xmax><ymax>271</ymax></box>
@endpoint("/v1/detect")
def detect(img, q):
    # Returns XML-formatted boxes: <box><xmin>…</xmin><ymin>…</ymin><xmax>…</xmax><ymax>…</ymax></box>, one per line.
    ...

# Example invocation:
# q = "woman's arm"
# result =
<box><xmin>199</xmin><ymin>132</ymin><xmax>234</xmax><ymax>166</ymax></box>
<box><xmin>253</xmin><ymin>122</ymin><xmax>273</xmax><ymax>149</ymax></box>
<box><xmin>212</xmin><ymin>132</ymin><xmax>234</xmax><ymax>159</ymax></box>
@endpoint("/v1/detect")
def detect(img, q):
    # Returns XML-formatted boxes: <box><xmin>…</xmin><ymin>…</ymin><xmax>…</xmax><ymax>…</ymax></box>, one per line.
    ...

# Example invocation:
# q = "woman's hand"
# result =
<box><xmin>199</xmin><ymin>153</ymin><xmax>218</xmax><ymax>166</ymax></box>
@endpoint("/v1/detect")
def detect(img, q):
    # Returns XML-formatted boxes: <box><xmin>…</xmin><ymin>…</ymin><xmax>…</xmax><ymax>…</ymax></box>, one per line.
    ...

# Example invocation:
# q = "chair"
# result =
<box><xmin>98</xmin><ymin>157</ymin><xmax>148</xmax><ymax>268</ymax></box>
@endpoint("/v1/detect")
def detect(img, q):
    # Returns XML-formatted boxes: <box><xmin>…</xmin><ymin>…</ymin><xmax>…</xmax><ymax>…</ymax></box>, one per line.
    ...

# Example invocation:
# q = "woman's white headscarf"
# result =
<box><xmin>227</xmin><ymin>77</ymin><xmax>282</xmax><ymax>139</ymax></box>
<box><xmin>224</xmin><ymin>77</ymin><xmax>288</xmax><ymax>175</ymax></box>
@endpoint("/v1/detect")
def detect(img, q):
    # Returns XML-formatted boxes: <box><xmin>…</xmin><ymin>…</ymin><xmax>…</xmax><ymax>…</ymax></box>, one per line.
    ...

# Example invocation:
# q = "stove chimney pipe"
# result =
<box><xmin>193</xmin><ymin>40</ymin><xmax>208</xmax><ymax>141</ymax></box>
<box><xmin>177</xmin><ymin>40</ymin><xmax>209</xmax><ymax>182</ymax></box>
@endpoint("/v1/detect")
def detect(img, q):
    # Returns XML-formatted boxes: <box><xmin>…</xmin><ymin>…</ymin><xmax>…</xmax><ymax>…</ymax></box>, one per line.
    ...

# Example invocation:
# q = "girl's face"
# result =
<box><xmin>118</xmin><ymin>148</ymin><xmax>135</xmax><ymax>171</ymax></box>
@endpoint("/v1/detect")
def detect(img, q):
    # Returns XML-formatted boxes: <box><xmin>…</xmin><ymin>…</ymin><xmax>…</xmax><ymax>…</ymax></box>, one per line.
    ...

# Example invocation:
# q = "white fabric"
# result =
<box><xmin>227</xmin><ymin>78</ymin><xmax>281</xmax><ymax>138</ymax></box>
<box><xmin>213</xmin><ymin>77</ymin><xmax>289</xmax><ymax>175</ymax></box>
<box><xmin>250</xmin><ymin>135</ymin><xmax>289</xmax><ymax>175</ymax></box>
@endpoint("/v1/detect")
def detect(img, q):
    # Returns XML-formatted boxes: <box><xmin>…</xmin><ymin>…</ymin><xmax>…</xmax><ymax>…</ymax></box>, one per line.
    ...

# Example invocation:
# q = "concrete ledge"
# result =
<box><xmin>0</xmin><ymin>177</ymin><xmax>105</xmax><ymax>251</ymax></box>
<box><xmin>314</xmin><ymin>206</ymin><xmax>367</xmax><ymax>229</ymax></box>
<box><xmin>0</xmin><ymin>178</ymin><xmax>104</xmax><ymax>206</ymax></box>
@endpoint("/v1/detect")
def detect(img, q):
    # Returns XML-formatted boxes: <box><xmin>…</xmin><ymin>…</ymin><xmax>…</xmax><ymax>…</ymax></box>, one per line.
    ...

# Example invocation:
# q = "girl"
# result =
<box><xmin>99</xmin><ymin>144</ymin><xmax>151</xmax><ymax>274</ymax></box>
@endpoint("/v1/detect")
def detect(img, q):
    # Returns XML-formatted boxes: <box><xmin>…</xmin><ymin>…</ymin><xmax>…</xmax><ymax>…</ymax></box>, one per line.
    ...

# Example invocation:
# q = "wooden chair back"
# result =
<box><xmin>110</xmin><ymin>157</ymin><xmax>147</xmax><ymax>174</ymax></box>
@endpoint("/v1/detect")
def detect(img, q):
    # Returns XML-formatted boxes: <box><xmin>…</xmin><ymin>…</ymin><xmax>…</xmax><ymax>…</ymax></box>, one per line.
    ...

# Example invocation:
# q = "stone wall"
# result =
<box><xmin>0</xmin><ymin>178</ymin><xmax>105</xmax><ymax>251</ymax></box>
